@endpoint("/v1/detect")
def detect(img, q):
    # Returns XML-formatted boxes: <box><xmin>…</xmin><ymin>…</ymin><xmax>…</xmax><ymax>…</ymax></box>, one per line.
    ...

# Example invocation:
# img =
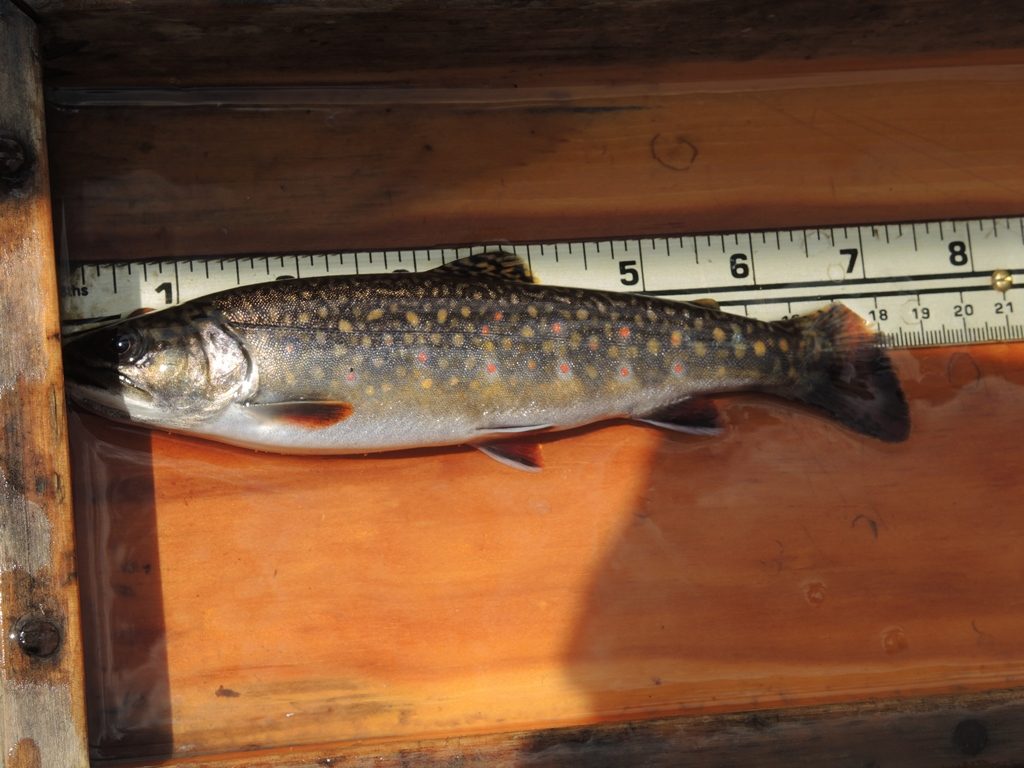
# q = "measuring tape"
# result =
<box><xmin>59</xmin><ymin>215</ymin><xmax>1024</xmax><ymax>349</ymax></box>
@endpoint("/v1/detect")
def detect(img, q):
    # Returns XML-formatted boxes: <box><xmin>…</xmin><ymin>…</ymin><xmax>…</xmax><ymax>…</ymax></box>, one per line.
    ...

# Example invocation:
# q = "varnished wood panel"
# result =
<box><xmin>0</xmin><ymin>3</ymin><xmax>89</xmax><ymax>767</ymax></box>
<box><xmin>26</xmin><ymin>1</ymin><xmax>1024</xmax><ymax>88</ymax></box>
<box><xmin>50</xmin><ymin>58</ymin><xmax>1024</xmax><ymax>763</ymax></box>
<box><xmin>46</xmin><ymin>63</ymin><xmax>1024</xmax><ymax>262</ymax></box>
<box><xmin>117</xmin><ymin>689</ymin><xmax>1024</xmax><ymax>767</ymax></box>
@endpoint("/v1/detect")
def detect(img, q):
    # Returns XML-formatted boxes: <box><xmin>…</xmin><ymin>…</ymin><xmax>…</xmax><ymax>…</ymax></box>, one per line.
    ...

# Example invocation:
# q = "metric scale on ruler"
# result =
<box><xmin>59</xmin><ymin>216</ymin><xmax>1024</xmax><ymax>349</ymax></box>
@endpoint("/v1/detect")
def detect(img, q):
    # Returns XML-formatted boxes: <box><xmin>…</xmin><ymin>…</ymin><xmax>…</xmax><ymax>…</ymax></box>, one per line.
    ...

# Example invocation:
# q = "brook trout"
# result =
<box><xmin>63</xmin><ymin>252</ymin><xmax>909</xmax><ymax>469</ymax></box>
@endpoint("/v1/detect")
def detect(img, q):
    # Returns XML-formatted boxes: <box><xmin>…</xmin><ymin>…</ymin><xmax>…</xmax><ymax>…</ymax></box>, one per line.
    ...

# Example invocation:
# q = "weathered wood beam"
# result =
<box><xmin>0</xmin><ymin>2</ymin><xmax>89</xmax><ymax>766</ymax></box>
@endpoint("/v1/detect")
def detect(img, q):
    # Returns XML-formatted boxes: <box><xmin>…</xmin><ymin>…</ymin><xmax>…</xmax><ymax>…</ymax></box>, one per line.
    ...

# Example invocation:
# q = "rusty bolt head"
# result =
<box><xmin>0</xmin><ymin>133</ymin><xmax>34</xmax><ymax>191</ymax></box>
<box><xmin>13</xmin><ymin>615</ymin><xmax>62</xmax><ymax>659</ymax></box>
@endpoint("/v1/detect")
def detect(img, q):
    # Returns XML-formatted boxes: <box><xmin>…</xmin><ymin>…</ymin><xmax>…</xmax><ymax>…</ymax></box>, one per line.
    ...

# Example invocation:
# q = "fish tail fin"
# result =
<box><xmin>777</xmin><ymin>304</ymin><xmax>910</xmax><ymax>442</ymax></box>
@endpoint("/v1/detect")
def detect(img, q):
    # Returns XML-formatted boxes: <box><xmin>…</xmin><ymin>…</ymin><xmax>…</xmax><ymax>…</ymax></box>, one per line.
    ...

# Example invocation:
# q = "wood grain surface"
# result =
<box><xmin>48</xmin><ymin>55</ymin><xmax>1024</xmax><ymax>765</ymax></box>
<box><xmin>0</xmin><ymin>3</ymin><xmax>89</xmax><ymax>767</ymax></box>
<box><xmin>25</xmin><ymin>0</ymin><xmax>1024</xmax><ymax>88</ymax></box>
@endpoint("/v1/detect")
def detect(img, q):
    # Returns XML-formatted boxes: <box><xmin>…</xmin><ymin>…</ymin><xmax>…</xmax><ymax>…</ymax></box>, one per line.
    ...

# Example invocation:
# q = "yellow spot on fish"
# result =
<box><xmin>403</xmin><ymin>333</ymin><xmax>414</xmax><ymax>345</ymax></box>
<box><xmin>522</xmin><ymin>326</ymin><xmax>535</xmax><ymax>338</ymax></box>
<box><xmin>453</xmin><ymin>334</ymin><xmax>464</xmax><ymax>347</ymax></box>
<box><xmin>437</xmin><ymin>308</ymin><xmax>448</xmax><ymax>323</ymax></box>
<box><xmin>372</xmin><ymin>357</ymin><xmax>385</xmax><ymax>368</ymax></box>
<box><xmin>365</xmin><ymin>385</ymin><xmax>375</xmax><ymax>395</ymax></box>
<box><xmin>670</xmin><ymin>331</ymin><xmax>683</xmax><ymax>347</ymax></box>
<box><xmin>585</xmin><ymin>365</ymin><xmax>598</xmax><ymax>379</ymax></box>
<box><xmin>338</xmin><ymin>319</ymin><xmax>353</xmax><ymax>333</ymax></box>
<box><xmin>430</xmin><ymin>333</ymin><xmax>442</xmax><ymax>344</ymax></box>
<box><xmin>298</xmin><ymin>311</ymin><xmax>311</xmax><ymax>324</ymax></box>
<box><xmin>716</xmin><ymin>365</ymin><xmax>727</xmax><ymax>378</ymax></box>
<box><xmin>333</xmin><ymin>344</ymin><xmax>345</xmax><ymax>358</ymax></box>
<box><xmin>406</xmin><ymin>311</ymin><xmax>420</xmax><ymax>326</ymax></box>
<box><xmin>361</xmin><ymin>335</ymin><xmax>371</xmax><ymax>347</ymax></box>
<box><xmin>588</xmin><ymin>336</ymin><xmax>600</xmax><ymax>351</ymax></box>
<box><xmin>647</xmin><ymin>339</ymin><xmax>661</xmax><ymax>354</ymax></box>
<box><xmin>460</xmin><ymin>306</ymin><xmax>471</xmax><ymax>318</ymax></box>
<box><xmin>381</xmin><ymin>383</ymin><xmax>392</xmax><ymax>393</ymax></box>
<box><xmin>449</xmin><ymin>376</ymin><xmax>459</xmax><ymax>386</ymax></box>
<box><xmin>315</xmin><ymin>331</ymin><xmax>327</xmax><ymax>344</ymax></box>
<box><xmin>778</xmin><ymin>338</ymin><xmax>790</xmax><ymax>352</ymax></box>
<box><xmin>754</xmin><ymin>340</ymin><xmax>767</xmax><ymax>357</ymax></box>
<box><xmin>694</xmin><ymin>342</ymin><xmax>707</xmax><ymax>357</ymax></box>
<box><xmin>527</xmin><ymin>305</ymin><xmax>539</xmax><ymax>318</ymax></box>
<box><xmin>501</xmin><ymin>338</ymin><xmax>513</xmax><ymax>350</ymax></box>
<box><xmin>734</xmin><ymin>344</ymin><xmax>747</xmax><ymax>359</ymax></box>
<box><xmin>483</xmin><ymin>340</ymin><xmax>495</xmax><ymax>352</ymax></box>
<box><xmin>285</xmin><ymin>372</ymin><xmax>297</xmax><ymax>385</ymax></box>
<box><xmin>570</xmin><ymin>332</ymin><xmax>582</xmax><ymax>347</ymax></box>
<box><xmin>316</xmin><ymin>306</ymin><xmax>329</xmax><ymax>319</ymax></box>
<box><xmin>542</xmin><ymin>340</ymin><xmax>555</xmax><ymax>353</ymax></box>
<box><xmin>576</xmin><ymin>308</ymin><xmax>590</xmax><ymax>321</ymax></box>
<box><xmin>713</xmin><ymin>327</ymin><xmax>727</xmax><ymax>343</ymax></box>
<box><xmin>608</xmin><ymin>346</ymin><xmax>620</xmax><ymax>359</ymax></box>
<box><xmin>626</xmin><ymin>346</ymin><xmax>639</xmax><ymax>359</ymax></box>
<box><xmin>366</xmin><ymin>308</ymin><xmax>384</xmax><ymax>321</ymax></box>
<box><xmin>694</xmin><ymin>317</ymin><xmax>705</xmax><ymax>330</ymax></box>
<box><xmin>421</xmin><ymin>378</ymin><xmax>433</xmax><ymax>389</ymax></box>
<box><xmin>527</xmin><ymin>359</ymin><xmax>538</xmax><ymax>371</ymax></box>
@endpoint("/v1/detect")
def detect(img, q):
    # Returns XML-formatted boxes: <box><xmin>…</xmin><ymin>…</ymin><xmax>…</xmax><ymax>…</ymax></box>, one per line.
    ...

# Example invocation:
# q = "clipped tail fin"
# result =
<box><xmin>779</xmin><ymin>304</ymin><xmax>910</xmax><ymax>442</ymax></box>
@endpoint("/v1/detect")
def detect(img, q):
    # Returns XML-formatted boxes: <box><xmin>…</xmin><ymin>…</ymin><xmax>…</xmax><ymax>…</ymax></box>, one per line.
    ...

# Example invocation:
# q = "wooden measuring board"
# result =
<box><xmin>60</xmin><ymin>215</ymin><xmax>1024</xmax><ymax>348</ymax></box>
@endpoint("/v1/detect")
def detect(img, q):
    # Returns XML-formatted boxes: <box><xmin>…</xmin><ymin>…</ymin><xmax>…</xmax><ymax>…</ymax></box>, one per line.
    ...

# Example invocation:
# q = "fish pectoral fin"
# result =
<box><xmin>474</xmin><ymin>439</ymin><xmax>544</xmax><ymax>472</ymax></box>
<box><xmin>247</xmin><ymin>400</ymin><xmax>354</xmax><ymax>428</ymax></box>
<box><xmin>431</xmin><ymin>251</ymin><xmax>537</xmax><ymax>283</ymax></box>
<box><xmin>634</xmin><ymin>397</ymin><xmax>723</xmax><ymax>436</ymax></box>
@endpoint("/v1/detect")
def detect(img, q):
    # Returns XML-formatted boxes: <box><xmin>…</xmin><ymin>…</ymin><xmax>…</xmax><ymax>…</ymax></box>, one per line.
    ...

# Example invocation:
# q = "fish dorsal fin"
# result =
<box><xmin>432</xmin><ymin>251</ymin><xmax>537</xmax><ymax>283</ymax></box>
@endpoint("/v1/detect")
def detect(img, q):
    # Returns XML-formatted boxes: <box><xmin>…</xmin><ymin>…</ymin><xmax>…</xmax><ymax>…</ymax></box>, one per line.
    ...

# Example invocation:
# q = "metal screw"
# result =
<box><xmin>0</xmin><ymin>133</ymin><xmax>33</xmax><ymax>191</ymax></box>
<box><xmin>992</xmin><ymin>269</ymin><xmax>1013</xmax><ymax>293</ymax></box>
<box><xmin>952</xmin><ymin>718</ymin><xmax>988</xmax><ymax>756</ymax></box>
<box><xmin>13</xmin><ymin>616</ymin><xmax>62</xmax><ymax>659</ymax></box>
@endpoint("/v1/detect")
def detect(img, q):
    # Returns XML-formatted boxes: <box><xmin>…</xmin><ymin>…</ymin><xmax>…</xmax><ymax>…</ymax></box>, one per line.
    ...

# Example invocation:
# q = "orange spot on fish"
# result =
<box><xmin>588</xmin><ymin>338</ymin><xmax>600</xmax><ymax>350</ymax></box>
<box><xmin>494</xmin><ymin>311</ymin><xmax>504</xmax><ymax>321</ymax></box>
<box><xmin>417</xmin><ymin>351</ymin><xmax>428</xmax><ymax>363</ymax></box>
<box><xmin>345</xmin><ymin>372</ymin><xmax>356</xmax><ymax>382</ymax></box>
<box><xmin>559</xmin><ymin>362</ymin><xmax>570</xmax><ymax>374</ymax></box>
<box><xmin>673</xmin><ymin>362</ymin><xmax>684</xmax><ymax>375</ymax></box>
<box><xmin>481</xmin><ymin>325</ymin><xmax>490</xmax><ymax>335</ymax></box>
<box><xmin>619</xmin><ymin>327</ymin><xmax>631</xmax><ymax>339</ymax></box>
<box><xmin>486</xmin><ymin>362</ymin><xmax>497</xmax><ymax>374</ymax></box>
<box><xmin>551</xmin><ymin>322</ymin><xmax>563</xmax><ymax>334</ymax></box>
<box><xmin>620</xmin><ymin>366</ymin><xmax>630</xmax><ymax>377</ymax></box>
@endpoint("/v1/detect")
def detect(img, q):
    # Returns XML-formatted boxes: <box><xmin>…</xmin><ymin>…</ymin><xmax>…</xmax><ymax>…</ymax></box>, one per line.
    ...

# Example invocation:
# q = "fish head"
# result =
<box><xmin>63</xmin><ymin>308</ymin><xmax>252</xmax><ymax>429</ymax></box>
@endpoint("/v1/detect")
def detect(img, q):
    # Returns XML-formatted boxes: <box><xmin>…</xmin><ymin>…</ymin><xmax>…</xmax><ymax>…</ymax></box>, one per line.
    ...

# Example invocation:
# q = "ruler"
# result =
<box><xmin>59</xmin><ymin>215</ymin><xmax>1024</xmax><ymax>349</ymax></box>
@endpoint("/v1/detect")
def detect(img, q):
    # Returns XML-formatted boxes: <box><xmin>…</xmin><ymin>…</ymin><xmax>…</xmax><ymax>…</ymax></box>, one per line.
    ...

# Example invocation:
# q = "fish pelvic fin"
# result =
<box><xmin>778</xmin><ymin>304</ymin><xmax>910</xmax><ymax>442</ymax></box>
<box><xmin>432</xmin><ymin>251</ymin><xmax>537</xmax><ymax>283</ymax></box>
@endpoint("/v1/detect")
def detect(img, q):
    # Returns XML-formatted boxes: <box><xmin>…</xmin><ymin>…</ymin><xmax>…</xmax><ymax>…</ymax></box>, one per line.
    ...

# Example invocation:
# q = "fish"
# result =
<box><xmin>62</xmin><ymin>251</ymin><xmax>909</xmax><ymax>470</ymax></box>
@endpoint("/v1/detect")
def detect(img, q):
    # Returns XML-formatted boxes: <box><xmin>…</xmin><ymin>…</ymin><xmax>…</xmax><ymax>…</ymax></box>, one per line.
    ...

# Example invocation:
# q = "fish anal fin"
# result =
<box><xmin>475</xmin><ymin>439</ymin><xmax>544</xmax><ymax>471</ymax></box>
<box><xmin>635</xmin><ymin>397</ymin><xmax>723</xmax><ymax>436</ymax></box>
<box><xmin>432</xmin><ymin>251</ymin><xmax>537</xmax><ymax>283</ymax></box>
<box><xmin>249</xmin><ymin>401</ymin><xmax>354</xmax><ymax>428</ymax></box>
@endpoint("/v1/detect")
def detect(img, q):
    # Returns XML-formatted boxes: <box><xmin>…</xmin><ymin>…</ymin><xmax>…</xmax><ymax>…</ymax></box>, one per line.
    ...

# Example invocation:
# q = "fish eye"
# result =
<box><xmin>112</xmin><ymin>328</ymin><xmax>147</xmax><ymax>362</ymax></box>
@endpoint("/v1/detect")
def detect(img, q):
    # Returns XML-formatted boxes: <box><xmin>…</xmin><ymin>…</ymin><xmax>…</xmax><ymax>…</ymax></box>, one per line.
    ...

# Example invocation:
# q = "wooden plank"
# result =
<box><xmin>25</xmin><ymin>0</ymin><xmax>1024</xmax><ymax>88</ymax></box>
<box><xmin>45</xmin><ymin>62</ymin><xmax>1024</xmax><ymax>260</ymax></box>
<box><xmin>107</xmin><ymin>688</ymin><xmax>1024</xmax><ymax>767</ymax></box>
<box><xmin>51</xmin><ymin>57</ymin><xmax>1024</xmax><ymax>762</ymax></box>
<box><xmin>68</xmin><ymin>342</ymin><xmax>1024</xmax><ymax>760</ymax></box>
<box><xmin>0</xmin><ymin>3</ymin><xmax>89</xmax><ymax>768</ymax></box>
